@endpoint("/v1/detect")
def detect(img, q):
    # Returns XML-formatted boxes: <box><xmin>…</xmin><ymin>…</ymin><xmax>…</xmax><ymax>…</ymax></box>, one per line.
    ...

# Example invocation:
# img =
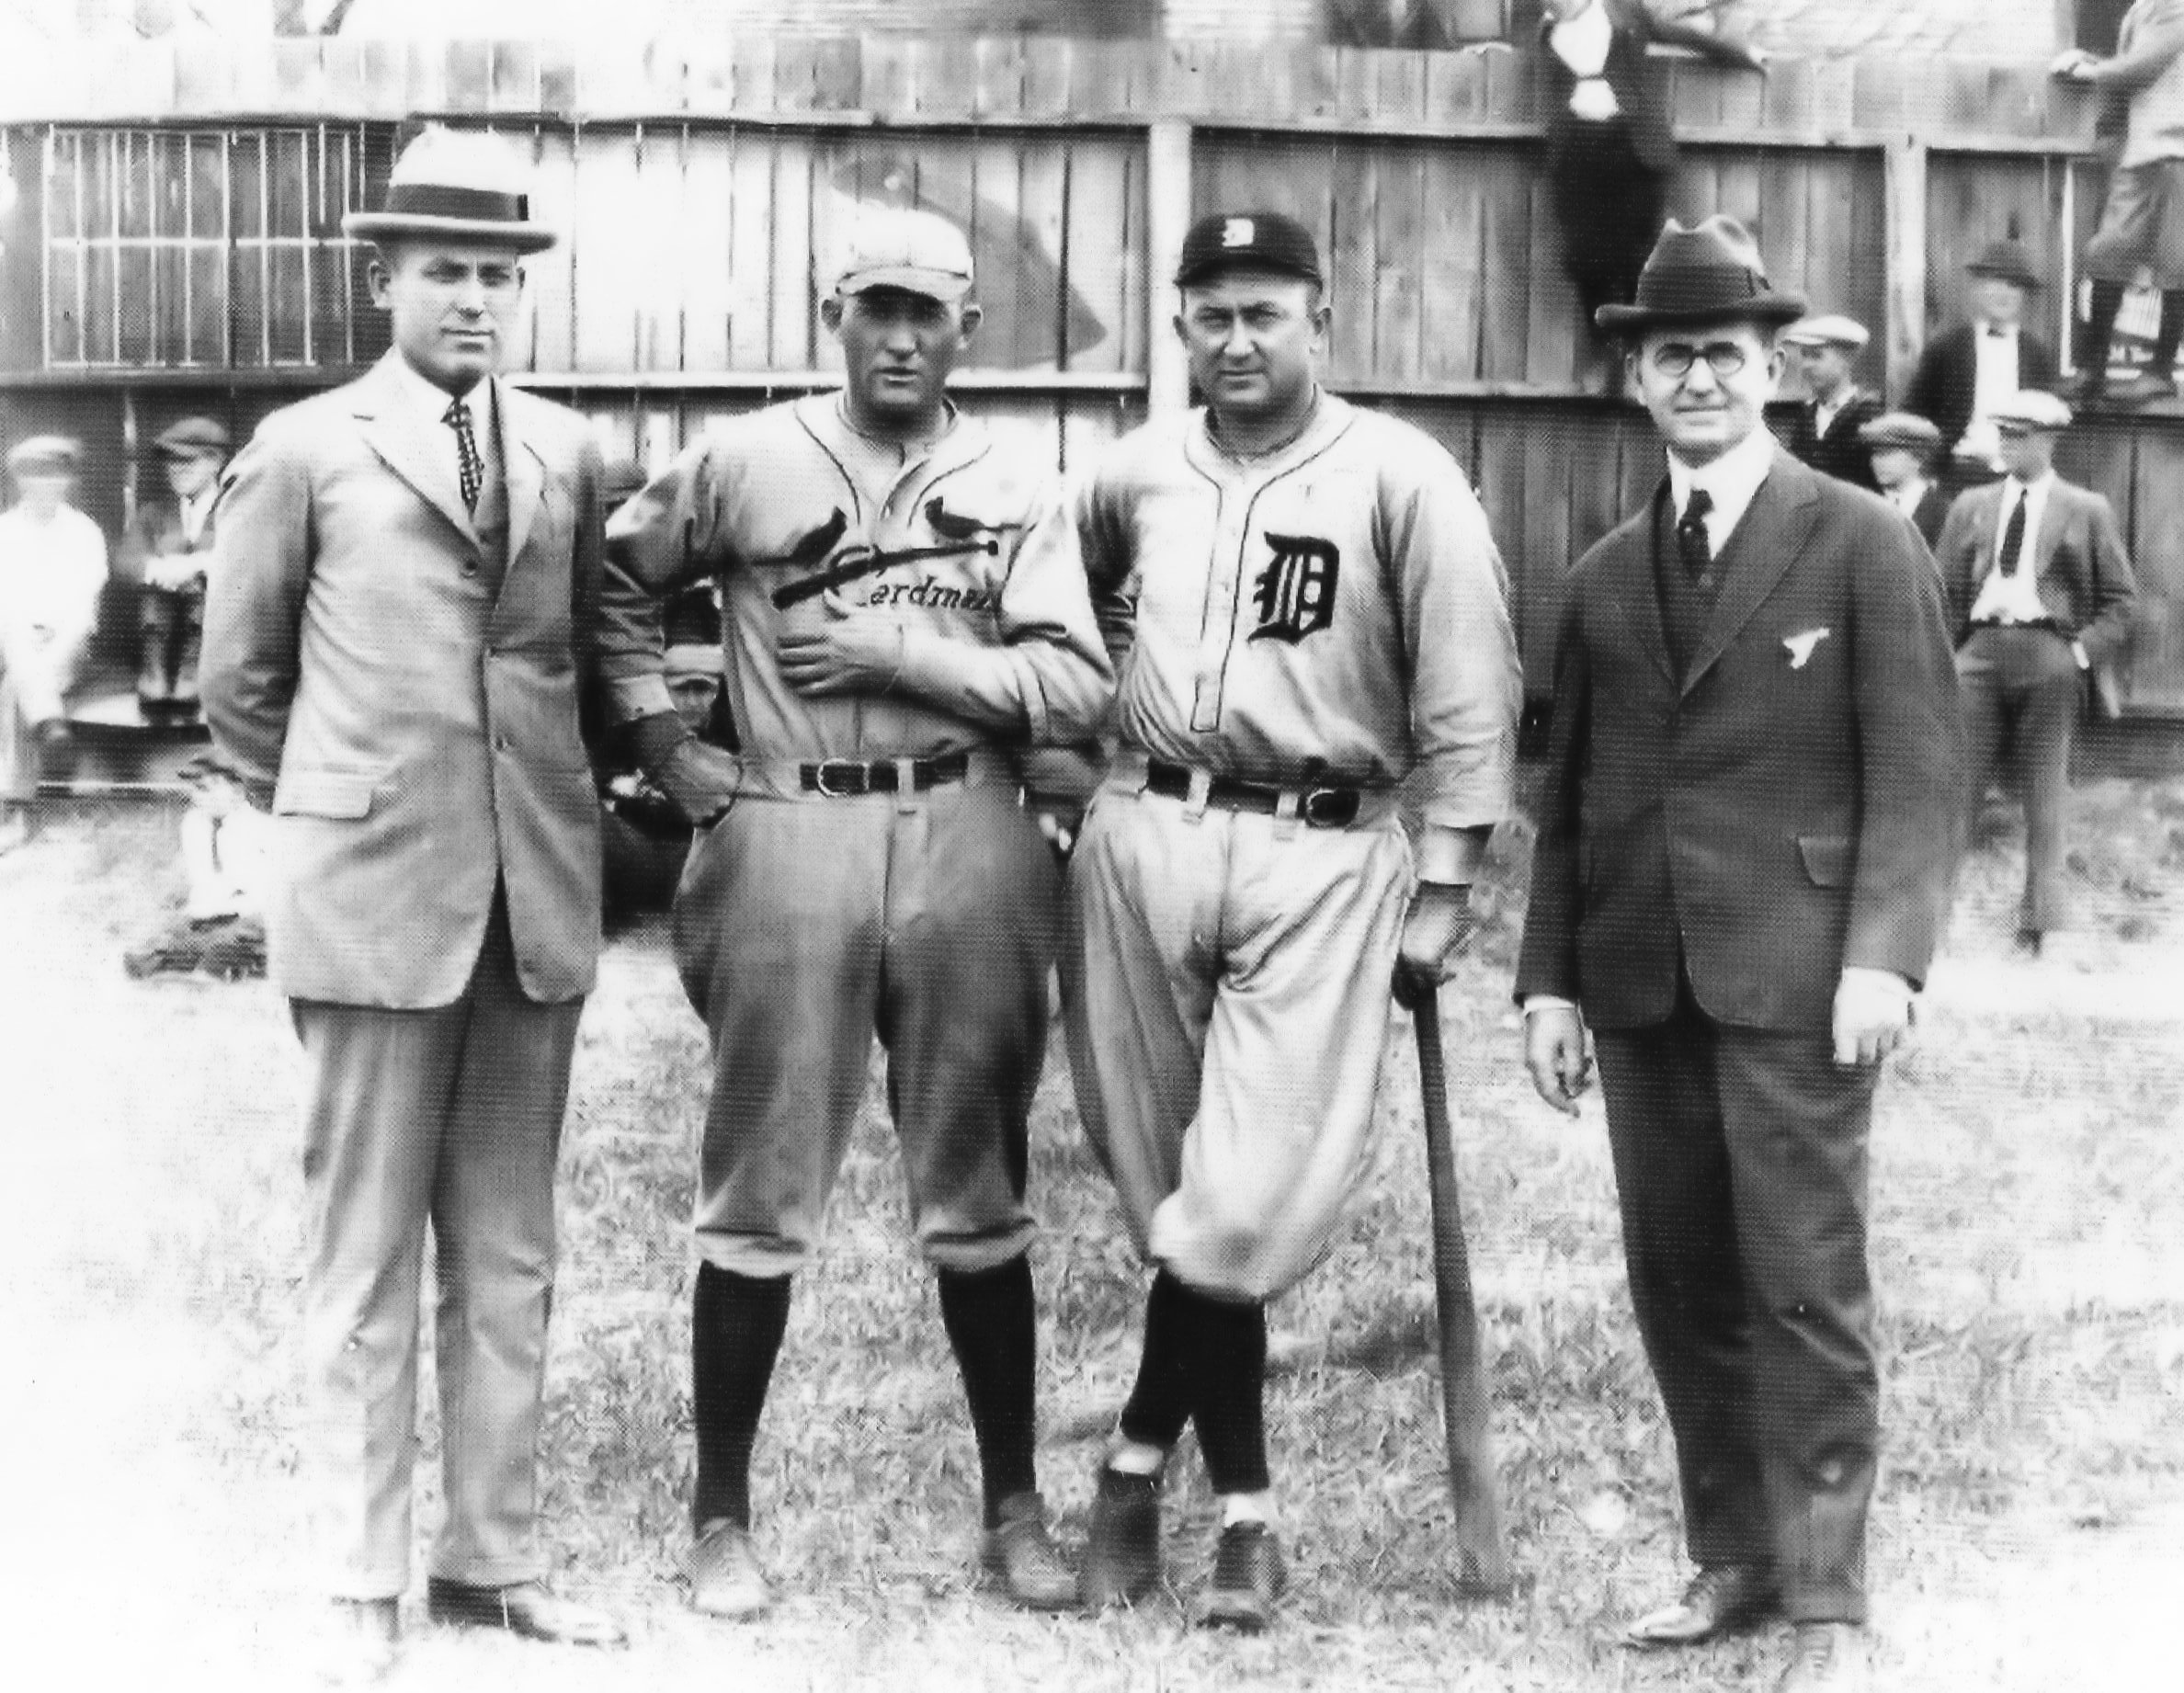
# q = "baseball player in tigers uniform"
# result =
<box><xmin>1067</xmin><ymin>211</ymin><xmax>1521</xmax><ymax>1628</ymax></box>
<box><xmin>595</xmin><ymin>206</ymin><xmax>1112</xmax><ymax>1619</ymax></box>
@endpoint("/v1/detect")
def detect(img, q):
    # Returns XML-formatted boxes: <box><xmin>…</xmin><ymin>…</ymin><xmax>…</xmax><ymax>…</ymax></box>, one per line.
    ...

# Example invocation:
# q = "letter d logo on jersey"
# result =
<box><xmin>1250</xmin><ymin>532</ymin><xmax>1339</xmax><ymax>644</ymax></box>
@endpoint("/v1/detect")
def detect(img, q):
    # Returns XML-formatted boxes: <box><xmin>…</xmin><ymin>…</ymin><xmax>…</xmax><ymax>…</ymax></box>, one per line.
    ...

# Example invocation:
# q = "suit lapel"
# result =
<box><xmin>1681</xmin><ymin>451</ymin><xmax>1818</xmax><ymax>696</ymax></box>
<box><xmin>1615</xmin><ymin>483</ymin><xmax>1677</xmax><ymax>691</ymax></box>
<box><xmin>2032</xmin><ymin>481</ymin><xmax>2070</xmax><ymax>582</ymax></box>
<box><xmin>355</xmin><ymin>354</ymin><xmax>479</xmax><ymax>545</ymax></box>
<box><xmin>498</xmin><ymin>381</ymin><xmax>546</xmax><ymax>573</ymax></box>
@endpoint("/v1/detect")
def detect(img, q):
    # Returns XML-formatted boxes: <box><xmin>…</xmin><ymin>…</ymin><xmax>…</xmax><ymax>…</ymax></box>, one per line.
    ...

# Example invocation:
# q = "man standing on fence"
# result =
<box><xmin>1064</xmin><ymin>210</ymin><xmax>1519</xmax><ymax>1631</ymax></box>
<box><xmin>1518</xmin><ymin>216</ymin><xmax>1961</xmax><ymax>1693</ymax></box>
<box><xmin>596</xmin><ymin>205</ymin><xmax>1111</xmax><ymax>1620</ymax></box>
<box><xmin>202</xmin><ymin>128</ymin><xmax>624</xmax><ymax>1684</ymax></box>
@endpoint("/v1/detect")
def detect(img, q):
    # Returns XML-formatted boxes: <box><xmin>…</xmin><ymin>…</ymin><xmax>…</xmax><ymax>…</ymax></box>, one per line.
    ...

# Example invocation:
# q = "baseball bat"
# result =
<box><xmin>1413</xmin><ymin>983</ymin><xmax>1512</xmax><ymax>1596</ymax></box>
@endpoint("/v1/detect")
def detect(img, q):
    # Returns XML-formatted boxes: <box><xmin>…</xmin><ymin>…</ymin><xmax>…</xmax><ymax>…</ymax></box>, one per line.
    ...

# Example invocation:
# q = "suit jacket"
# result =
<box><xmin>1903</xmin><ymin>324</ymin><xmax>2060</xmax><ymax>460</ymax></box>
<box><xmin>1905</xmin><ymin>483</ymin><xmax>1952</xmax><ymax>552</ymax></box>
<box><xmin>201</xmin><ymin>352</ymin><xmax>606</xmax><ymax>1009</ymax></box>
<box><xmin>1934</xmin><ymin>474</ymin><xmax>2138</xmax><ymax>666</ymax></box>
<box><xmin>1516</xmin><ymin>450</ymin><xmax>1962</xmax><ymax>1032</ymax></box>
<box><xmin>116</xmin><ymin>492</ymin><xmax>219</xmax><ymax>591</ymax></box>
<box><xmin>1784</xmin><ymin>392</ymin><xmax>1885</xmax><ymax>493</ymax></box>
<box><xmin>1538</xmin><ymin>0</ymin><xmax>1758</xmax><ymax>174</ymax></box>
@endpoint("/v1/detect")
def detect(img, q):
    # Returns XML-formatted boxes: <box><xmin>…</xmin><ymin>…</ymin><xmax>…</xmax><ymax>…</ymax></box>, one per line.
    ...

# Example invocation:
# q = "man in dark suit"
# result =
<box><xmin>116</xmin><ymin>415</ymin><xmax>228</xmax><ymax>716</ymax></box>
<box><xmin>1517</xmin><ymin>217</ymin><xmax>1962</xmax><ymax>1693</ymax></box>
<box><xmin>1904</xmin><ymin>239</ymin><xmax>2059</xmax><ymax>488</ymax></box>
<box><xmin>202</xmin><ymin>129</ymin><xmax>623</xmax><ymax>1684</ymax></box>
<box><xmin>1858</xmin><ymin>411</ymin><xmax>1952</xmax><ymax>551</ymax></box>
<box><xmin>1934</xmin><ymin>390</ymin><xmax>2138</xmax><ymax>951</ymax></box>
<box><xmin>1780</xmin><ymin>315</ymin><xmax>1883</xmax><ymax>492</ymax></box>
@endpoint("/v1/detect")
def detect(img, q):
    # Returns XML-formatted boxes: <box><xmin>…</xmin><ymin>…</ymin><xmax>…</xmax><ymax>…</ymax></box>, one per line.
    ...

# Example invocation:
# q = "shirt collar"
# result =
<box><xmin>2006</xmin><ymin>468</ymin><xmax>2055</xmax><ymax>500</ymax></box>
<box><xmin>387</xmin><ymin>352</ymin><xmax>489</xmax><ymax>437</ymax></box>
<box><xmin>1667</xmin><ymin>424</ymin><xmax>1777</xmax><ymax>528</ymax></box>
<box><xmin>1981</xmin><ymin>321</ymin><xmax>2018</xmax><ymax>340</ymax></box>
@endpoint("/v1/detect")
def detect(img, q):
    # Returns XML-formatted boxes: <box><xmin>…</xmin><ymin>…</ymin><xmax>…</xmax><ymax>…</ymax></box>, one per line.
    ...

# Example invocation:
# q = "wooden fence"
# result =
<box><xmin>4</xmin><ymin>32</ymin><xmax>2180</xmax><ymax>716</ymax></box>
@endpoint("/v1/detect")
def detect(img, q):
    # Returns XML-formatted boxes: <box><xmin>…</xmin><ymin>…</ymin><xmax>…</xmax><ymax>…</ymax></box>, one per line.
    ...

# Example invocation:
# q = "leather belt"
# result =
<box><xmin>1970</xmin><ymin>617</ymin><xmax>2062</xmax><ymax>633</ymax></box>
<box><xmin>1143</xmin><ymin>758</ymin><xmax>1363</xmax><ymax>828</ymax></box>
<box><xmin>800</xmin><ymin>750</ymin><xmax>971</xmax><ymax>797</ymax></box>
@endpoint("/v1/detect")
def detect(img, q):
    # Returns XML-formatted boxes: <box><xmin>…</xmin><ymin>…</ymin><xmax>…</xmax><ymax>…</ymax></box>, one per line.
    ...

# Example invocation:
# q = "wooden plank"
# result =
<box><xmin>152</xmin><ymin>132</ymin><xmax>189</xmax><ymax>365</ymax></box>
<box><xmin>491</xmin><ymin>40</ymin><xmax>540</xmax><ymax>113</ymax></box>
<box><xmin>679</xmin><ymin>127</ymin><xmax>735</xmax><ymax>376</ymax></box>
<box><xmin>1419</xmin><ymin>143</ymin><xmax>1484</xmax><ymax>383</ymax></box>
<box><xmin>1426</xmin><ymin>38</ymin><xmax>1491</xmax><ymax>126</ymax></box>
<box><xmin>1521</xmin><ymin>171</ymin><xmax>1575</xmax><ymax>391</ymax></box>
<box><xmin>1327</xmin><ymin>142</ymin><xmax>1376</xmax><ymax>388</ymax></box>
<box><xmin>539</xmin><ymin>40</ymin><xmax>579</xmax><ymax>116</ymax></box>
<box><xmin>446</xmin><ymin>40</ymin><xmax>493</xmax><ymax>112</ymax></box>
<box><xmin>726</xmin><ymin>126</ymin><xmax>776</xmax><ymax>373</ymax></box>
<box><xmin>770</xmin><ymin>131</ymin><xmax>818</xmax><ymax>372</ymax></box>
<box><xmin>572</xmin><ymin>127</ymin><xmax>643</xmax><ymax>372</ymax></box>
<box><xmin>188</xmin><ymin>132</ymin><xmax>227</xmax><ymax>368</ymax></box>
<box><xmin>1063</xmin><ymin>139</ymin><xmax>1129</xmax><ymax>374</ymax></box>
<box><xmin>1467</xmin><ymin>409</ymin><xmax>1529</xmax><ymax>663</ymax></box>
<box><xmin>1476</xmin><ymin>150</ymin><xmax>1530</xmax><ymax>385</ymax></box>
<box><xmin>1374</xmin><ymin>144</ymin><xmax>1425</xmax><ymax>386</ymax></box>
<box><xmin>523</xmin><ymin>124</ymin><xmax>578</xmax><ymax>375</ymax></box>
<box><xmin>1146</xmin><ymin>118</ymin><xmax>1192</xmax><ymax>415</ymax></box>
<box><xmin>1021</xmin><ymin>36</ymin><xmax>1074</xmax><ymax>119</ymax></box>
<box><xmin>974</xmin><ymin>35</ymin><xmax>1028</xmax><ymax>120</ymax></box>
<box><xmin>1015</xmin><ymin>136</ymin><xmax>1071</xmax><ymax>372</ymax></box>
<box><xmin>2120</xmin><ymin>426</ymin><xmax>2184</xmax><ymax>710</ymax></box>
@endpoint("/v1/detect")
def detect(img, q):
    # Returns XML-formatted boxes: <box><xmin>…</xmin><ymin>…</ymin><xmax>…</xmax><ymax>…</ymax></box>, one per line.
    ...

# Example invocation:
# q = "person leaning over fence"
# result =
<box><xmin>1858</xmin><ymin>411</ymin><xmax>1952</xmax><ymax>552</ymax></box>
<box><xmin>596</xmin><ymin>204</ymin><xmax>1112</xmax><ymax>1622</ymax></box>
<box><xmin>1518</xmin><ymin>215</ymin><xmax>1962</xmax><ymax>1693</ymax></box>
<box><xmin>1064</xmin><ymin>210</ymin><xmax>1520</xmax><ymax>1631</ymax></box>
<box><xmin>200</xmin><ymin>126</ymin><xmax>624</xmax><ymax>1685</ymax></box>
<box><xmin>0</xmin><ymin>435</ymin><xmax>105</xmax><ymax>855</ymax></box>
<box><xmin>118</xmin><ymin>414</ymin><xmax>230</xmax><ymax>718</ymax></box>
<box><xmin>1933</xmin><ymin>390</ymin><xmax>2138</xmax><ymax>956</ymax></box>
<box><xmin>2056</xmin><ymin>2</ymin><xmax>2184</xmax><ymax>406</ymax></box>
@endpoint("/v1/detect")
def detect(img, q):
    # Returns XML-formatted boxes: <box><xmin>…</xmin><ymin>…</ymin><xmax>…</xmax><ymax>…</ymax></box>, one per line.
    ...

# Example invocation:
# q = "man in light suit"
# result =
<box><xmin>1517</xmin><ymin>217</ymin><xmax>1962</xmax><ymax>1693</ymax></box>
<box><xmin>201</xmin><ymin>129</ymin><xmax>622</xmax><ymax>1684</ymax></box>
<box><xmin>1934</xmin><ymin>390</ymin><xmax>2138</xmax><ymax>951</ymax></box>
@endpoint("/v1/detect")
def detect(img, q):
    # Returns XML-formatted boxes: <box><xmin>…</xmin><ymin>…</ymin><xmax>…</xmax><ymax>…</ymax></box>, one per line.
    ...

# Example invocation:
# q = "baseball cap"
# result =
<box><xmin>832</xmin><ymin>206</ymin><xmax>974</xmax><ymax>302</ymax></box>
<box><xmin>1176</xmin><ymin>210</ymin><xmax>1323</xmax><ymax>289</ymax></box>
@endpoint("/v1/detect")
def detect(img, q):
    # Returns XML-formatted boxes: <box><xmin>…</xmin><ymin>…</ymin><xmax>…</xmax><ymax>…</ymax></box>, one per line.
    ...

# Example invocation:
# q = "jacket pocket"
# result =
<box><xmin>1796</xmin><ymin>835</ymin><xmax>1853</xmax><ymax>888</ymax></box>
<box><xmin>274</xmin><ymin>766</ymin><xmax>389</xmax><ymax>819</ymax></box>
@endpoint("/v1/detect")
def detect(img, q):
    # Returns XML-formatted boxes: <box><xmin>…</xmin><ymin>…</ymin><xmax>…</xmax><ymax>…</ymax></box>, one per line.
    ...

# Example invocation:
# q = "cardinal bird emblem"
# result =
<box><xmin>1783</xmin><ymin>628</ymin><xmax>1831</xmax><ymax>669</ymax></box>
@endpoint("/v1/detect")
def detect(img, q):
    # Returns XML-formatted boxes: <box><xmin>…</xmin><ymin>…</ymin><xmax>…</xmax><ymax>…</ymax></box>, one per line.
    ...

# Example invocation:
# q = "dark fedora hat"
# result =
<box><xmin>1966</xmin><ymin>238</ymin><xmax>2041</xmax><ymax>290</ymax></box>
<box><xmin>1595</xmin><ymin>215</ymin><xmax>1809</xmax><ymax>336</ymax></box>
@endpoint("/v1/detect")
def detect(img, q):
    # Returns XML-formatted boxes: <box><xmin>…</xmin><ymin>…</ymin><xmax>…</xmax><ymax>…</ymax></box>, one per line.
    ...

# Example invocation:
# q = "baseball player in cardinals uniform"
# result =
<box><xmin>1066</xmin><ymin>211</ymin><xmax>1521</xmax><ymax>1628</ymax></box>
<box><xmin>596</xmin><ymin>207</ymin><xmax>1112</xmax><ymax>1619</ymax></box>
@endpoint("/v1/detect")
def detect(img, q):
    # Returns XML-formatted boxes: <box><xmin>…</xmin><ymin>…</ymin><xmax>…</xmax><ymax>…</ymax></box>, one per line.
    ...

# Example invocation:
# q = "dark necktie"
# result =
<box><xmin>444</xmin><ymin>395</ymin><xmax>483</xmax><ymax>515</ymax></box>
<box><xmin>1999</xmin><ymin>488</ymin><xmax>2027</xmax><ymax>578</ymax></box>
<box><xmin>1677</xmin><ymin>487</ymin><xmax>1713</xmax><ymax>584</ymax></box>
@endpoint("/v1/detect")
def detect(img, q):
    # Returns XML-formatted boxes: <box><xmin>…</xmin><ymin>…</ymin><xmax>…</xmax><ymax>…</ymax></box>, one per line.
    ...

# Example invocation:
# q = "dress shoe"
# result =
<box><xmin>2014</xmin><ymin>926</ymin><xmax>2045</xmax><ymax>957</ymax></box>
<box><xmin>689</xmin><ymin>1518</ymin><xmax>772</xmax><ymax>1619</ymax></box>
<box><xmin>1625</xmin><ymin>1562</ymin><xmax>1781</xmax><ymax>1647</ymax></box>
<box><xmin>1199</xmin><ymin>1520</ymin><xmax>1286</xmax><ymax>1631</ymax></box>
<box><xmin>1778</xmin><ymin>1620</ymin><xmax>1871</xmax><ymax>1691</ymax></box>
<box><xmin>981</xmin><ymin>1490</ymin><xmax>1077</xmax><ymax>1611</ymax></box>
<box><xmin>316</xmin><ymin>1597</ymin><xmax>398</xmax><ymax>1687</ymax></box>
<box><xmin>1079</xmin><ymin>1462</ymin><xmax>1164</xmax><ymax>1608</ymax></box>
<box><xmin>425</xmin><ymin>1577</ymin><xmax>627</xmax><ymax>1647</ymax></box>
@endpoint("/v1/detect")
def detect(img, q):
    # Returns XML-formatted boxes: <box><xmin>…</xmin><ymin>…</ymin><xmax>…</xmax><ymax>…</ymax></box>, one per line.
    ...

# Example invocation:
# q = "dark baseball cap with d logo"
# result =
<box><xmin>1176</xmin><ymin>210</ymin><xmax>1324</xmax><ymax>289</ymax></box>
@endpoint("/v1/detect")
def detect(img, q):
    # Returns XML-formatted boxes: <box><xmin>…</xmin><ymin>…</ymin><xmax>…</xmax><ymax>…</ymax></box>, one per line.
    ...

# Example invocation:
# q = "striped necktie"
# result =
<box><xmin>444</xmin><ymin>396</ymin><xmax>483</xmax><ymax>515</ymax></box>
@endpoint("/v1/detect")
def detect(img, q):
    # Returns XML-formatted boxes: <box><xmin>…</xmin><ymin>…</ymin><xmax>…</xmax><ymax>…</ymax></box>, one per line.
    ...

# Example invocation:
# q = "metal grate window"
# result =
<box><xmin>41</xmin><ymin>123</ymin><xmax>393</xmax><ymax>370</ymax></box>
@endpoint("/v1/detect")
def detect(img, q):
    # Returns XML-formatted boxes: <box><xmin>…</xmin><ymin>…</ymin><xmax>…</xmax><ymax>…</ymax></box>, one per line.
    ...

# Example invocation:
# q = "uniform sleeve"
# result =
<box><xmin>1385</xmin><ymin>445</ymin><xmax>1521</xmax><ymax>836</ymax></box>
<box><xmin>1075</xmin><ymin>462</ymin><xmax>1141</xmax><ymax>680</ymax></box>
<box><xmin>1847</xmin><ymin>504</ymin><xmax>1964</xmax><ymax>988</ymax></box>
<box><xmin>597</xmin><ymin>439</ymin><xmax>734</xmax><ymax>725</ymax></box>
<box><xmin>893</xmin><ymin>474</ymin><xmax>1116</xmax><ymax>743</ymax></box>
<box><xmin>200</xmin><ymin>430</ymin><xmax>311</xmax><ymax>799</ymax></box>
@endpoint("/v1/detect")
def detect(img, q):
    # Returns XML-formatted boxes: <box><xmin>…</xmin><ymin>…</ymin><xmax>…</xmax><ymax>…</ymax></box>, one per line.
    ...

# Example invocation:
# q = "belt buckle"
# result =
<box><xmin>813</xmin><ymin>758</ymin><xmax>865</xmax><ymax>798</ymax></box>
<box><xmin>1301</xmin><ymin>788</ymin><xmax>1355</xmax><ymax>828</ymax></box>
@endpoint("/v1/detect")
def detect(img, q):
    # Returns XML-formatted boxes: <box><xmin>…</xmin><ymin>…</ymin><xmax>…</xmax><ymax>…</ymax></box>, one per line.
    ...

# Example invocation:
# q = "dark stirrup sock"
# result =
<box><xmin>1188</xmin><ymin>1287</ymin><xmax>1272</xmax><ymax>1496</ymax></box>
<box><xmin>1117</xmin><ymin>1268</ymin><xmax>1196</xmax><ymax>1455</ymax></box>
<box><xmin>2154</xmin><ymin>290</ymin><xmax>2184</xmax><ymax>377</ymax></box>
<box><xmin>690</xmin><ymin>1262</ymin><xmax>792</xmax><ymax>1532</ymax></box>
<box><xmin>2083</xmin><ymin>279</ymin><xmax>2127</xmax><ymax>375</ymax></box>
<box><xmin>937</xmin><ymin>1256</ymin><xmax>1041</xmax><ymax>1528</ymax></box>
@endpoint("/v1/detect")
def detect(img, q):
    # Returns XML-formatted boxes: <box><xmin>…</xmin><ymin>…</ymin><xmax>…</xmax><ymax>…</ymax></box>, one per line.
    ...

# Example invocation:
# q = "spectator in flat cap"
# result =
<box><xmin>1858</xmin><ymin>411</ymin><xmax>1951</xmax><ymax>551</ymax></box>
<box><xmin>1781</xmin><ymin>316</ymin><xmax>1883</xmax><ymax>493</ymax></box>
<box><xmin>122</xmin><ymin>750</ymin><xmax>272</xmax><ymax>983</ymax></box>
<box><xmin>1934</xmin><ymin>390</ymin><xmax>2138</xmax><ymax>954</ymax></box>
<box><xmin>118</xmin><ymin>415</ymin><xmax>231</xmax><ymax>717</ymax></box>
<box><xmin>1</xmin><ymin>435</ymin><xmax>106</xmax><ymax>854</ymax></box>
<box><xmin>1534</xmin><ymin>0</ymin><xmax>1767</xmax><ymax>394</ymax></box>
<box><xmin>1904</xmin><ymin>240</ymin><xmax>2058</xmax><ymax>486</ymax></box>
<box><xmin>2056</xmin><ymin>5</ymin><xmax>2184</xmax><ymax>405</ymax></box>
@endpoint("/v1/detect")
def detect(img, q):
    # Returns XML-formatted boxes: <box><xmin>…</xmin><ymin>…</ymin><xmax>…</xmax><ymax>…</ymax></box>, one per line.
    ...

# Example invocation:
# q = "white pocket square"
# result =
<box><xmin>1784</xmin><ymin>628</ymin><xmax>1831</xmax><ymax>669</ymax></box>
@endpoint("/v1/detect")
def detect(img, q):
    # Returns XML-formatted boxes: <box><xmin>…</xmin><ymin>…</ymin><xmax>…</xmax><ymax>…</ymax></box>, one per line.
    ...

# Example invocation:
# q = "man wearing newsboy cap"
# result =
<box><xmin>1933</xmin><ymin>391</ymin><xmax>2138</xmax><ymax>953</ymax></box>
<box><xmin>1517</xmin><ymin>216</ymin><xmax>1962</xmax><ymax>1692</ymax></box>
<box><xmin>118</xmin><ymin>415</ymin><xmax>230</xmax><ymax>716</ymax></box>
<box><xmin>201</xmin><ymin>127</ymin><xmax>622</xmax><ymax>1682</ymax></box>
<box><xmin>1780</xmin><ymin>315</ymin><xmax>1883</xmax><ymax>493</ymax></box>
<box><xmin>1856</xmin><ymin>411</ymin><xmax>1951</xmax><ymax>550</ymax></box>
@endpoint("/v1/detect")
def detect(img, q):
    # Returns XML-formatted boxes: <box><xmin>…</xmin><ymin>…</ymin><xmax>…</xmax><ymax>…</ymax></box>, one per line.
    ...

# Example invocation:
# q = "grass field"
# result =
<box><xmin>3</xmin><ymin>776</ymin><xmax>2181</xmax><ymax>1691</ymax></box>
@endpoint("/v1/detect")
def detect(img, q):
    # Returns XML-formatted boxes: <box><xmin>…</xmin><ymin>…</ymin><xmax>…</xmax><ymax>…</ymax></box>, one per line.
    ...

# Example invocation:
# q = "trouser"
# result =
<box><xmin>290</xmin><ymin>896</ymin><xmax>582</xmax><ymax>1598</ymax></box>
<box><xmin>0</xmin><ymin>622</ymin><xmax>89</xmax><ymax>801</ymax></box>
<box><xmin>1957</xmin><ymin>623</ymin><xmax>2081</xmax><ymax>933</ymax></box>
<box><xmin>1593</xmin><ymin>979</ymin><xmax>1881</xmax><ymax>1625</ymax></box>
<box><xmin>139</xmin><ymin>579</ymin><xmax>204</xmax><ymax>701</ymax></box>
<box><xmin>1062</xmin><ymin>772</ymin><xmax>1414</xmax><ymax>1301</ymax></box>
<box><xmin>670</xmin><ymin>769</ymin><xmax>1055</xmax><ymax>1277</ymax></box>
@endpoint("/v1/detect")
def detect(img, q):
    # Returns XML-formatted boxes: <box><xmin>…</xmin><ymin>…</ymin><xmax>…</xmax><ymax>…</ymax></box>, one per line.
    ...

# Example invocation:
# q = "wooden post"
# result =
<box><xmin>1147</xmin><ymin>116</ymin><xmax>1191</xmax><ymax>415</ymax></box>
<box><xmin>1883</xmin><ymin>139</ymin><xmax>1928</xmax><ymax>403</ymax></box>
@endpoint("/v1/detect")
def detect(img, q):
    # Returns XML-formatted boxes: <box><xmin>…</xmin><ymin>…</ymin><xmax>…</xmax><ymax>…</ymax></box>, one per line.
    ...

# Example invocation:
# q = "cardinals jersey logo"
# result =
<box><xmin>1250</xmin><ymin>532</ymin><xmax>1339</xmax><ymax>644</ymax></box>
